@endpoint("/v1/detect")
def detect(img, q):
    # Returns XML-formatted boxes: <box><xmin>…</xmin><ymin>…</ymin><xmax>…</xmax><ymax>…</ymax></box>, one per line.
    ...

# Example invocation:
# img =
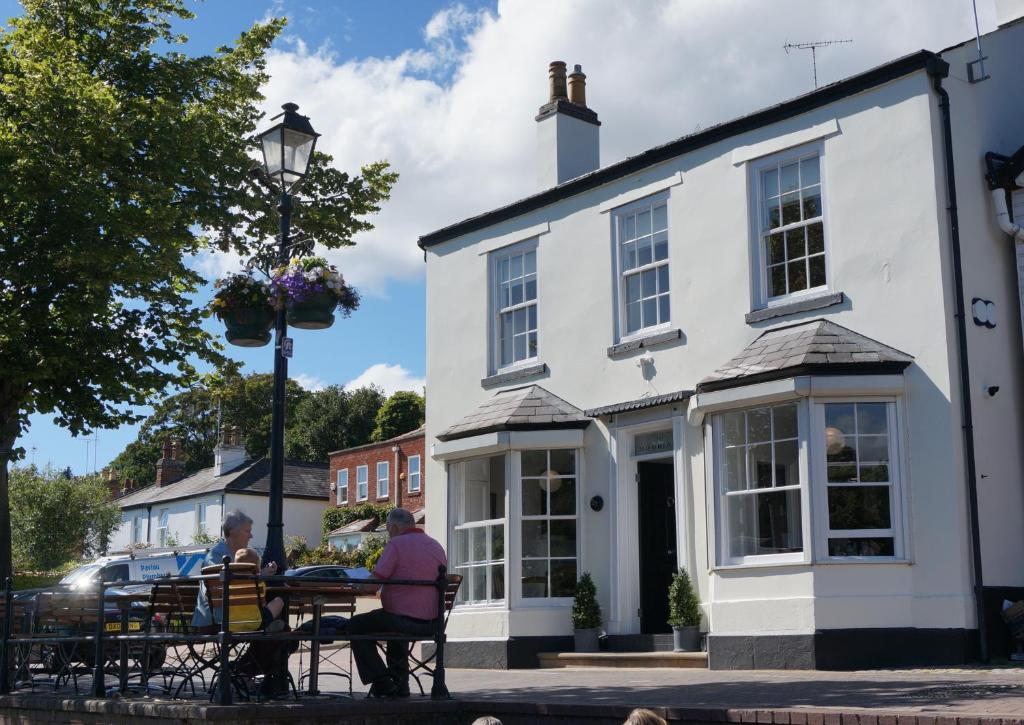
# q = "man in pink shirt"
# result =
<box><xmin>347</xmin><ymin>507</ymin><xmax>447</xmax><ymax>697</ymax></box>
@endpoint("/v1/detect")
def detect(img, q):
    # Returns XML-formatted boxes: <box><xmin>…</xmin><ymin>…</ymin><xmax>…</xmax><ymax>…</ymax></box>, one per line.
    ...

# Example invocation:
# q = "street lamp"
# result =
<box><xmin>256</xmin><ymin>102</ymin><xmax>320</xmax><ymax>573</ymax></box>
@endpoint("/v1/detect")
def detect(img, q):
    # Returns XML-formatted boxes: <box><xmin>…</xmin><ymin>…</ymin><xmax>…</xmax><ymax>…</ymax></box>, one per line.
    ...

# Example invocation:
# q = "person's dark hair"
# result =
<box><xmin>624</xmin><ymin>709</ymin><xmax>668</xmax><ymax>725</ymax></box>
<box><xmin>222</xmin><ymin>510</ymin><xmax>253</xmax><ymax>538</ymax></box>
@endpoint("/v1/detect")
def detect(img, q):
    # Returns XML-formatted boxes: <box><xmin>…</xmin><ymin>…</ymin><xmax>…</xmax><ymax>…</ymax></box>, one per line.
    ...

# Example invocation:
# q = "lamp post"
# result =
<box><xmin>255</xmin><ymin>102</ymin><xmax>320</xmax><ymax>572</ymax></box>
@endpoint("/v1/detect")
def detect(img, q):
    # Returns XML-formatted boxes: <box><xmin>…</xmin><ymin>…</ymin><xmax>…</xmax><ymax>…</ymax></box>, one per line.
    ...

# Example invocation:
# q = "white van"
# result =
<box><xmin>60</xmin><ymin>545</ymin><xmax>211</xmax><ymax>591</ymax></box>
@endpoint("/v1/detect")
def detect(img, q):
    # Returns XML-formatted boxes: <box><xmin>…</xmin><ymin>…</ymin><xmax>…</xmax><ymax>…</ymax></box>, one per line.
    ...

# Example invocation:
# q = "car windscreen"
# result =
<box><xmin>60</xmin><ymin>563</ymin><xmax>102</xmax><ymax>587</ymax></box>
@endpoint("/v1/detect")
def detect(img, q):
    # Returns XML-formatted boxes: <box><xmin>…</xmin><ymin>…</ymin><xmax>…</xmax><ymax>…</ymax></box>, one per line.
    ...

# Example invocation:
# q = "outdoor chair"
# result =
<box><xmin>34</xmin><ymin>590</ymin><xmax>104</xmax><ymax>694</ymax></box>
<box><xmin>292</xmin><ymin>590</ymin><xmax>356</xmax><ymax>695</ymax></box>
<box><xmin>0</xmin><ymin>594</ymin><xmax>44</xmax><ymax>691</ymax></box>
<box><xmin>140</xmin><ymin>579</ymin><xmax>206</xmax><ymax>697</ymax></box>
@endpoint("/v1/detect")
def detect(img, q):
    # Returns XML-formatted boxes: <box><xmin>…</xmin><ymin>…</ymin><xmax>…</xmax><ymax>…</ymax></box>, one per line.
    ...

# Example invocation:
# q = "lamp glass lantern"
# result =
<box><xmin>258</xmin><ymin>102</ymin><xmax>320</xmax><ymax>192</ymax></box>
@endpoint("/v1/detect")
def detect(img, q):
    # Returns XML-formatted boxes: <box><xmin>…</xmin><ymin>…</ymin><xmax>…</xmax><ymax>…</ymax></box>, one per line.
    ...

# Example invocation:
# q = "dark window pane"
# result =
<box><xmin>511</xmin><ymin>281</ymin><xmax>523</xmax><ymax>305</ymax></box>
<box><xmin>747</xmin><ymin>408</ymin><xmax>771</xmax><ymax>442</ymax></box>
<box><xmin>623</xmin><ymin>241</ymin><xmax>637</xmax><ymax>271</ymax></box>
<box><xmin>626</xmin><ymin>274</ymin><xmax>641</xmax><ymax>304</ymax></box>
<box><xmin>774</xmin><ymin>440</ymin><xmax>799</xmax><ymax>486</ymax></box>
<box><xmin>472</xmin><ymin>566</ymin><xmax>486</xmax><ymax>601</ymax></box>
<box><xmin>521</xmin><ymin>559</ymin><xmax>548</xmax><ymax>598</ymax></box>
<box><xmin>781</xmin><ymin>162</ymin><xmax>799</xmax><ymax>193</ymax></box>
<box><xmin>729</xmin><ymin>489</ymin><xmax>803</xmax><ymax>557</ymax></box>
<box><xmin>641</xmin><ymin>268</ymin><xmax>657</xmax><ymax>297</ymax></box>
<box><xmin>550</xmin><ymin>477</ymin><xmax>576</xmax><ymax>516</ymax></box>
<box><xmin>828</xmin><ymin>537</ymin><xmax>894</xmax><ymax>557</ymax></box>
<box><xmin>626</xmin><ymin>301</ymin><xmax>641</xmax><ymax>333</ymax></box>
<box><xmin>658</xmin><ymin>265</ymin><xmax>669</xmax><ymax>293</ymax></box>
<box><xmin>750</xmin><ymin>443</ymin><xmax>773</xmax><ymax>488</ymax></box>
<box><xmin>725</xmin><ymin>446</ymin><xmax>746</xmax><ymax>492</ymax></box>
<box><xmin>809</xmin><ymin>255</ymin><xmax>826</xmax><ymax>288</ymax></box>
<box><xmin>513</xmin><ymin>334</ymin><xmax>526</xmax><ymax>361</ymax></box>
<box><xmin>786</xmin><ymin>228</ymin><xmax>806</xmax><ymax>260</ymax></box>
<box><xmin>623</xmin><ymin>214</ymin><xmax>635</xmax><ymax>240</ymax></box>
<box><xmin>770</xmin><ymin>264</ymin><xmax>787</xmax><ymax>297</ymax></box>
<box><xmin>521</xmin><ymin>521</ymin><xmax>548</xmax><ymax>558</ymax></box>
<box><xmin>550</xmin><ymin>560</ymin><xmax>577</xmax><ymax>597</ymax></box>
<box><xmin>768</xmin><ymin>233</ymin><xmax>785</xmax><ymax>264</ymax></box>
<box><xmin>550</xmin><ymin>449</ymin><xmax>575</xmax><ymax>475</ymax></box>
<box><xmin>471</xmin><ymin>527</ymin><xmax>486</xmax><ymax>562</ymax></box>
<box><xmin>788</xmin><ymin>259</ymin><xmax>807</xmax><ymax>291</ymax></box>
<box><xmin>528</xmin><ymin>304</ymin><xmax>537</xmax><ymax>329</ymax></box>
<box><xmin>637</xmin><ymin>210</ymin><xmax>651</xmax><ymax>236</ymax></box>
<box><xmin>828</xmin><ymin>486</ymin><xmax>892</xmax><ymax>530</ymax></box>
<box><xmin>491</xmin><ymin>524</ymin><xmax>504</xmax><ymax>560</ymax></box>
<box><xmin>653</xmin><ymin>204</ymin><xmax>667</xmax><ymax>231</ymax></box>
<box><xmin>858</xmin><ymin>435</ymin><xmax>889</xmax><ymax>463</ymax></box>
<box><xmin>525</xmin><ymin>251</ymin><xmax>536</xmax><ymax>275</ymax></box>
<box><xmin>522</xmin><ymin>450</ymin><xmax>547</xmax><ymax>477</ymax></box>
<box><xmin>528</xmin><ymin>331</ymin><xmax>538</xmax><ymax>357</ymax></box>
<box><xmin>654</xmin><ymin>232</ymin><xmax>668</xmax><ymax>261</ymax></box>
<box><xmin>550</xmin><ymin>521</ymin><xmax>576</xmax><ymax>557</ymax></box>
<box><xmin>807</xmin><ymin>222</ymin><xmax>824</xmax><ymax>254</ymax></box>
<box><xmin>642</xmin><ymin>298</ymin><xmax>657</xmax><ymax>328</ymax></box>
<box><xmin>514</xmin><ymin>307</ymin><xmax>527</xmax><ymax>334</ymax></box>
<box><xmin>658</xmin><ymin>294</ymin><xmax>670</xmax><ymax>324</ymax></box>
<box><xmin>767</xmin><ymin>201</ymin><xmax>781</xmax><ymax>229</ymax></box>
<box><xmin>859</xmin><ymin>464</ymin><xmax>889</xmax><ymax>483</ymax></box>
<box><xmin>510</xmin><ymin>255</ymin><xmax>522</xmax><ymax>278</ymax></box>
<box><xmin>827</xmin><ymin>464</ymin><xmax>858</xmax><ymax>482</ymax></box>
<box><xmin>825</xmin><ymin>404</ymin><xmax>855</xmax><ymax>434</ymax></box>
<box><xmin>638</xmin><ymin>239</ymin><xmax>652</xmax><ymax>267</ymax></box>
<box><xmin>857</xmin><ymin>403</ymin><xmax>888</xmax><ymax>435</ymax></box>
<box><xmin>490</xmin><ymin>564</ymin><xmax>504</xmax><ymax>600</ymax></box>
<box><xmin>800</xmin><ymin>156</ymin><xmax>820</xmax><ymax>186</ymax></box>
<box><xmin>525</xmin><ymin>278</ymin><xmax>537</xmax><ymax>301</ymax></box>
<box><xmin>724</xmin><ymin>412</ymin><xmax>744</xmax><ymax>446</ymax></box>
<box><xmin>802</xmin><ymin>191</ymin><xmax>821</xmax><ymax>219</ymax></box>
<box><xmin>763</xmin><ymin>167</ymin><xmax>779</xmax><ymax>198</ymax></box>
<box><xmin>773</xmin><ymin>404</ymin><xmax>798</xmax><ymax>439</ymax></box>
<box><xmin>781</xmin><ymin>192</ymin><xmax>801</xmax><ymax>225</ymax></box>
<box><xmin>522</xmin><ymin>478</ymin><xmax>546</xmax><ymax>516</ymax></box>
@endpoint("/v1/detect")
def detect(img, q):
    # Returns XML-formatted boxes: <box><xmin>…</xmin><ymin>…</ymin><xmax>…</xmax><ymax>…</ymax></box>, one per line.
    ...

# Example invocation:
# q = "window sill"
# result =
<box><xmin>607</xmin><ymin>328</ymin><xmax>682</xmax><ymax>358</ymax></box>
<box><xmin>746</xmin><ymin>292</ymin><xmax>844</xmax><ymax>324</ymax></box>
<box><xmin>481</xmin><ymin>362</ymin><xmax>548</xmax><ymax>389</ymax></box>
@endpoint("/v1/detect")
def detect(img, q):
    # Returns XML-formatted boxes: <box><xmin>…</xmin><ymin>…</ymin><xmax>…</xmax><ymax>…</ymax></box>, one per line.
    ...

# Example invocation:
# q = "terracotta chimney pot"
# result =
<box><xmin>568</xmin><ymin>64</ymin><xmax>587</xmax><ymax>107</ymax></box>
<box><xmin>548</xmin><ymin>61</ymin><xmax>567</xmax><ymax>102</ymax></box>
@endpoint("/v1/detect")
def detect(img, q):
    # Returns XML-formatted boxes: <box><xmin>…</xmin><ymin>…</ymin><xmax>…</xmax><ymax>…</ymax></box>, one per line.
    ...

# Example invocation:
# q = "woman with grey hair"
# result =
<box><xmin>191</xmin><ymin>510</ymin><xmax>277</xmax><ymax>628</ymax></box>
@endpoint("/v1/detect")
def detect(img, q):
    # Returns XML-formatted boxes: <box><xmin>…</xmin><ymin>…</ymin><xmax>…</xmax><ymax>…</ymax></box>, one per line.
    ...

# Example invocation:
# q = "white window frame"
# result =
<box><xmin>748</xmin><ymin>141</ymin><xmax>831</xmax><ymax>309</ymax></box>
<box><xmin>712</xmin><ymin>400</ymin><xmax>811</xmax><ymax>567</ymax></box>
<box><xmin>408</xmin><ymin>455</ymin><xmax>421</xmax><ymax>493</ymax></box>
<box><xmin>156</xmin><ymin>508</ymin><xmax>169</xmax><ymax>548</ymax></box>
<box><xmin>517</xmin><ymin>449</ymin><xmax>580</xmax><ymax>602</ymax></box>
<box><xmin>489</xmin><ymin>238</ymin><xmax>539</xmax><ymax>374</ymax></box>
<box><xmin>195</xmin><ymin>501</ymin><xmax>208</xmax><ymax>537</ymax></box>
<box><xmin>336</xmin><ymin>468</ymin><xmax>349</xmax><ymax>505</ymax></box>
<box><xmin>449</xmin><ymin>455</ymin><xmax>508</xmax><ymax>608</ymax></box>
<box><xmin>811</xmin><ymin>398</ymin><xmax>907</xmax><ymax>561</ymax></box>
<box><xmin>612</xmin><ymin>193</ymin><xmax>671</xmax><ymax>342</ymax></box>
<box><xmin>131</xmin><ymin>514</ymin><xmax>144</xmax><ymax>544</ymax></box>
<box><xmin>356</xmin><ymin>465</ymin><xmax>368</xmax><ymax>501</ymax></box>
<box><xmin>376</xmin><ymin>461</ymin><xmax>389</xmax><ymax>499</ymax></box>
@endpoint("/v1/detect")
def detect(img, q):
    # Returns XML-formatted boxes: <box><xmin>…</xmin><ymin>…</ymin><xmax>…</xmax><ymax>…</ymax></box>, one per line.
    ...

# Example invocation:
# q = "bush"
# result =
<box><xmin>667</xmin><ymin>568</ymin><xmax>701</xmax><ymax>628</ymax></box>
<box><xmin>12</xmin><ymin>561</ymin><xmax>79</xmax><ymax>590</ymax></box>
<box><xmin>351</xmin><ymin>534</ymin><xmax>386</xmax><ymax>568</ymax></box>
<box><xmin>321</xmin><ymin>502</ymin><xmax>394</xmax><ymax>542</ymax></box>
<box><xmin>295</xmin><ymin>543</ymin><xmax>354</xmax><ymax>567</ymax></box>
<box><xmin>571</xmin><ymin>572</ymin><xmax>602</xmax><ymax>630</ymax></box>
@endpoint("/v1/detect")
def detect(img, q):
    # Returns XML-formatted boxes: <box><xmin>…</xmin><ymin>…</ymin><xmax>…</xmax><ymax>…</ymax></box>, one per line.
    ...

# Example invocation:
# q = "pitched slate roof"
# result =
<box><xmin>437</xmin><ymin>385</ymin><xmax>590</xmax><ymax>442</ymax></box>
<box><xmin>585</xmin><ymin>389</ymin><xmax>694</xmax><ymax>418</ymax></box>
<box><xmin>697</xmin><ymin>319</ymin><xmax>913</xmax><ymax>393</ymax></box>
<box><xmin>115</xmin><ymin>458</ymin><xmax>329</xmax><ymax>510</ymax></box>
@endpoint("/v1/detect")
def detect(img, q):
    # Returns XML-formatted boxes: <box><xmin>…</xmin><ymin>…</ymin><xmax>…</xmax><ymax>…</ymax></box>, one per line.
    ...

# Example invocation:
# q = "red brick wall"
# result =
<box><xmin>328</xmin><ymin>433</ymin><xmax>426</xmax><ymax>511</ymax></box>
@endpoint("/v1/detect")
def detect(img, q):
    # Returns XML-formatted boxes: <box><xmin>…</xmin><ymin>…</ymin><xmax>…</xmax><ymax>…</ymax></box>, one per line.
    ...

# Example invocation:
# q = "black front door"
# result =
<box><xmin>638</xmin><ymin>460</ymin><xmax>677</xmax><ymax>634</ymax></box>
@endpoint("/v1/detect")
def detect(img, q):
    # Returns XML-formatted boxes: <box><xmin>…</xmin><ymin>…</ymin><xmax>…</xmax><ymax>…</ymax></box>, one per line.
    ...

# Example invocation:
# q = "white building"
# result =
<box><xmin>109</xmin><ymin>436</ymin><xmax>330</xmax><ymax>554</ymax></box>
<box><xmin>419</xmin><ymin>14</ymin><xmax>1024</xmax><ymax>670</ymax></box>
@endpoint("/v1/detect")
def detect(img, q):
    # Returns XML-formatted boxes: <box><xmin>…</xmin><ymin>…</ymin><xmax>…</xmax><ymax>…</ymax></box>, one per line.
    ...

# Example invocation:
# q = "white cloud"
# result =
<box><xmin>345</xmin><ymin>363</ymin><xmax>425</xmax><ymax>396</ymax></box>
<box><xmin>293</xmin><ymin>373</ymin><xmax>328</xmax><ymax>391</ymax></box>
<box><xmin>231</xmin><ymin>0</ymin><xmax>995</xmax><ymax>297</ymax></box>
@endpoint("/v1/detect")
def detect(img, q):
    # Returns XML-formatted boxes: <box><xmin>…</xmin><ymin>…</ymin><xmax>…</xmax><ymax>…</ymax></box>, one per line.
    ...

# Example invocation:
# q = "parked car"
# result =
<box><xmin>283</xmin><ymin>565</ymin><xmax>370</xmax><ymax>581</ymax></box>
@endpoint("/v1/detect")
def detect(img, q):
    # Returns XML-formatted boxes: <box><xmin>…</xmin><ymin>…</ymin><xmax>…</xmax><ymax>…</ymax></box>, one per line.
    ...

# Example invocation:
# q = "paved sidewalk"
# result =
<box><xmin>436</xmin><ymin>665</ymin><xmax>1024</xmax><ymax>719</ymax></box>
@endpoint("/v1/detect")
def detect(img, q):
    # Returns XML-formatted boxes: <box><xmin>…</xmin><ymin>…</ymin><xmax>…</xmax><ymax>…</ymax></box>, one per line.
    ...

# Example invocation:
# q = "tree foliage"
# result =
<box><xmin>667</xmin><ymin>568</ymin><xmax>701</xmax><ymax>628</ymax></box>
<box><xmin>10</xmin><ymin>465</ymin><xmax>121</xmax><ymax>571</ymax></box>
<box><xmin>371</xmin><ymin>390</ymin><xmax>424</xmax><ymax>442</ymax></box>
<box><xmin>285</xmin><ymin>384</ymin><xmax>385</xmax><ymax>462</ymax></box>
<box><xmin>0</xmin><ymin>0</ymin><xmax>398</xmax><ymax>581</ymax></box>
<box><xmin>571</xmin><ymin>572</ymin><xmax>602</xmax><ymax>630</ymax></box>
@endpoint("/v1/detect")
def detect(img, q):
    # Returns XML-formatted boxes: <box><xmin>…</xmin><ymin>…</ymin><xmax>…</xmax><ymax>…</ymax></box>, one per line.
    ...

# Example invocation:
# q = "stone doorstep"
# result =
<box><xmin>537</xmin><ymin>651</ymin><xmax>709</xmax><ymax>669</ymax></box>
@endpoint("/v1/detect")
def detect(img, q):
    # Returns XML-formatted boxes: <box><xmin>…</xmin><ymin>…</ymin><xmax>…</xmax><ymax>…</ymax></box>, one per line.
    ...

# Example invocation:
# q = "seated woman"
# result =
<box><xmin>233</xmin><ymin>548</ymin><xmax>286</xmax><ymax>634</ymax></box>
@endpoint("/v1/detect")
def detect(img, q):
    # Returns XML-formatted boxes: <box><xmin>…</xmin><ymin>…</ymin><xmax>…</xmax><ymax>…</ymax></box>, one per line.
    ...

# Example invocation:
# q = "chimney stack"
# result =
<box><xmin>536</xmin><ymin>60</ymin><xmax>600</xmax><ymax>189</ymax></box>
<box><xmin>155</xmin><ymin>438</ymin><xmax>185</xmax><ymax>487</ymax></box>
<box><xmin>214</xmin><ymin>425</ymin><xmax>247</xmax><ymax>476</ymax></box>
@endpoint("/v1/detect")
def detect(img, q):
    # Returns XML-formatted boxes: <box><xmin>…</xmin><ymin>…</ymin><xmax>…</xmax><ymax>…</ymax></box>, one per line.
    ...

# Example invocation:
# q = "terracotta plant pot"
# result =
<box><xmin>221</xmin><ymin>306</ymin><xmax>274</xmax><ymax>347</ymax></box>
<box><xmin>287</xmin><ymin>292</ymin><xmax>337</xmax><ymax>330</ymax></box>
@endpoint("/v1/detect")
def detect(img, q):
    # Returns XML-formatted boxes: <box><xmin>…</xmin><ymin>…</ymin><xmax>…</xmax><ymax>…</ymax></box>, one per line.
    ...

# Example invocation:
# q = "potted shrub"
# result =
<box><xmin>667</xmin><ymin>568</ymin><xmax>701</xmax><ymax>652</ymax></box>
<box><xmin>209</xmin><ymin>273</ymin><xmax>274</xmax><ymax>347</ymax></box>
<box><xmin>272</xmin><ymin>256</ymin><xmax>359</xmax><ymax>330</ymax></box>
<box><xmin>571</xmin><ymin>572</ymin><xmax>602</xmax><ymax>653</ymax></box>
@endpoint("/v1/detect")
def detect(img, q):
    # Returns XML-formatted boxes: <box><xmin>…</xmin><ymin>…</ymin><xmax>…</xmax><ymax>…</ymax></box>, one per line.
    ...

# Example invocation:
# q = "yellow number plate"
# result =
<box><xmin>105</xmin><ymin>622</ymin><xmax>142</xmax><ymax>632</ymax></box>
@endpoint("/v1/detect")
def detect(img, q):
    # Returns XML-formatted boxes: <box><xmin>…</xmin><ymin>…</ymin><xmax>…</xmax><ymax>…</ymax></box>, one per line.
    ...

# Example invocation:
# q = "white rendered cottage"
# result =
<box><xmin>109</xmin><ymin>435</ymin><xmax>330</xmax><ymax>553</ymax></box>
<box><xmin>419</xmin><ymin>14</ymin><xmax>1024</xmax><ymax>670</ymax></box>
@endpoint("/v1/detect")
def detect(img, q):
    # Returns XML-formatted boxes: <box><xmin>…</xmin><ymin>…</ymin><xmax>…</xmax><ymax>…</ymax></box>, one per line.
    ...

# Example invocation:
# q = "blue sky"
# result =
<box><xmin>6</xmin><ymin>0</ymin><xmax>995</xmax><ymax>474</ymax></box>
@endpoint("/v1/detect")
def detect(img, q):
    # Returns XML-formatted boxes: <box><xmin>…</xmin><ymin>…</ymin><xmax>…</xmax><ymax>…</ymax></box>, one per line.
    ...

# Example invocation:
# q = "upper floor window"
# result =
<box><xmin>132</xmin><ymin>514</ymin><xmax>145</xmax><ymax>544</ymax></box>
<box><xmin>195</xmin><ymin>501</ymin><xmax>209</xmax><ymax>536</ymax></box>
<box><xmin>615</xmin><ymin>197</ymin><xmax>669</xmax><ymax>336</ymax></box>
<box><xmin>376</xmin><ymin>461</ymin><xmax>389</xmax><ymax>499</ymax></box>
<box><xmin>156</xmin><ymin>508</ymin><xmax>169</xmax><ymax>547</ymax></box>
<box><xmin>356</xmin><ymin>465</ymin><xmax>368</xmax><ymax>501</ymax></box>
<box><xmin>492</xmin><ymin>243</ymin><xmax>538</xmax><ymax>370</ymax></box>
<box><xmin>408</xmin><ymin>455</ymin><xmax>421</xmax><ymax>493</ymax></box>
<box><xmin>755</xmin><ymin>148</ymin><xmax>826</xmax><ymax>304</ymax></box>
<box><xmin>337</xmin><ymin>468</ymin><xmax>349</xmax><ymax>505</ymax></box>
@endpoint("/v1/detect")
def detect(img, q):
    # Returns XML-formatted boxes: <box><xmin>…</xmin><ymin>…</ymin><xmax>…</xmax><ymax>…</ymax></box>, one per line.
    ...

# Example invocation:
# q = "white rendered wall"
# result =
<box><xmin>938</xmin><ymin>25</ymin><xmax>1024</xmax><ymax>587</ymax></box>
<box><xmin>427</xmin><ymin>67</ymin><xmax>980</xmax><ymax>639</ymax></box>
<box><xmin>223</xmin><ymin>493</ymin><xmax>328</xmax><ymax>552</ymax></box>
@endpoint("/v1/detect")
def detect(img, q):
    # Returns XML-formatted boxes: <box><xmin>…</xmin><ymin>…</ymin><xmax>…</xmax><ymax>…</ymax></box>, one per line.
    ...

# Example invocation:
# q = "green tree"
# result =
<box><xmin>221</xmin><ymin>373</ymin><xmax>309</xmax><ymax>459</ymax></box>
<box><xmin>10</xmin><ymin>466</ymin><xmax>121</xmax><ymax>571</ymax></box>
<box><xmin>371</xmin><ymin>391</ymin><xmax>425</xmax><ymax>442</ymax></box>
<box><xmin>285</xmin><ymin>384</ymin><xmax>385</xmax><ymax>462</ymax></box>
<box><xmin>0</xmin><ymin>0</ymin><xmax>398</xmax><ymax>582</ymax></box>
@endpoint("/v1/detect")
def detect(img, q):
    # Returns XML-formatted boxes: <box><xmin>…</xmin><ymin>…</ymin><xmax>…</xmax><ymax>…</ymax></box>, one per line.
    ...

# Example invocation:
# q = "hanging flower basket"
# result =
<box><xmin>209</xmin><ymin>274</ymin><xmax>275</xmax><ymax>347</ymax></box>
<box><xmin>272</xmin><ymin>256</ymin><xmax>359</xmax><ymax>331</ymax></box>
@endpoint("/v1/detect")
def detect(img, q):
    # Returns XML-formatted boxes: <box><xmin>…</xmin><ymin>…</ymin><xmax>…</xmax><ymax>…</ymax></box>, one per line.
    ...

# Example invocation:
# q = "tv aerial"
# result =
<box><xmin>784</xmin><ymin>39</ymin><xmax>853</xmax><ymax>89</ymax></box>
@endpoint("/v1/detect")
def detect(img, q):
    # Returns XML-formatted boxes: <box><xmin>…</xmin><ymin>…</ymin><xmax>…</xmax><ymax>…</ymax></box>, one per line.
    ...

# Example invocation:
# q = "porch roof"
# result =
<box><xmin>585</xmin><ymin>389</ymin><xmax>694</xmax><ymax>418</ymax></box>
<box><xmin>437</xmin><ymin>385</ymin><xmax>590</xmax><ymax>442</ymax></box>
<box><xmin>697</xmin><ymin>319</ymin><xmax>913</xmax><ymax>393</ymax></box>
<box><xmin>326</xmin><ymin>518</ymin><xmax>377</xmax><ymax>538</ymax></box>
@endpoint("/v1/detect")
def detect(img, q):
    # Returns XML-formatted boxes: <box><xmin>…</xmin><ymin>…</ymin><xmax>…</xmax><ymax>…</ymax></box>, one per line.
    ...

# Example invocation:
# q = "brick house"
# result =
<box><xmin>328</xmin><ymin>426</ymin><xmax>425</xmax><ymax>513</ymax></box>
